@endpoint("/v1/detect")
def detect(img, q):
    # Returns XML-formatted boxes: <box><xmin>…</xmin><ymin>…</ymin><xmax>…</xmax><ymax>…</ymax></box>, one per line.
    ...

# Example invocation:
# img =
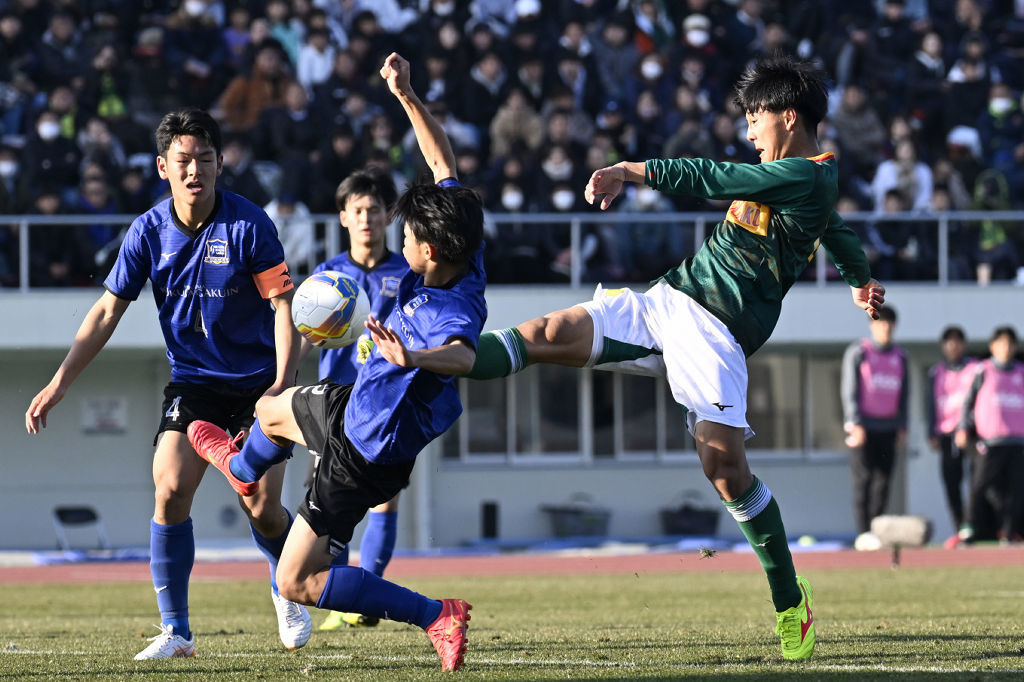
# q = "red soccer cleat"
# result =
<box><xmin>186</xmin><ymin>420</ymin><xmax>259</xmax><ymax>496</ymax></box>
<box><xmin>425</xmin><ymin>598</ymin><xmax>472</xmax><ymax>672</ymax></box>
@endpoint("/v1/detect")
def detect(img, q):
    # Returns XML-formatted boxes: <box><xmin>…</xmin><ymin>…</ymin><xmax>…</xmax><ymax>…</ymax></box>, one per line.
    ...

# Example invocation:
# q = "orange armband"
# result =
<box><xmin>253</xmin><ymin>261</ymin><xmax>294</xmax><ymax>299</ymax></box>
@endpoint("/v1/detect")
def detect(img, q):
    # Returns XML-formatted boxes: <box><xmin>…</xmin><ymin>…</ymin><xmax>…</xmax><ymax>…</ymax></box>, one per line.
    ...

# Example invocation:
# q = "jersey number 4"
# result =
<box><xmin>165</xmin><ymin>396</ymin><xmax>182</xmax><ymax>422</ymax></box>
<box><xmin>194</xmin><ymin>308</ymin><xmax>208</xmax><ymax>338</ymax></box>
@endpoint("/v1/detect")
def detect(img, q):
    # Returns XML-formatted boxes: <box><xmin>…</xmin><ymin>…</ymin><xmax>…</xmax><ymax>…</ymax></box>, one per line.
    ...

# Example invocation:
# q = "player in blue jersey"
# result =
<box><xmin>305</xmin><ymin>168</ymin><xmax>411</xmax><ymax>631</ymax></box>
<box><xmin>24</xmin><ymin>107</ymin><xmax>313</xmax><ymax>659</ymax></box>
<box><xmin>188</xmin><ymin>53</ymin><xmax>485</xmax><ymax>672</ymax></box>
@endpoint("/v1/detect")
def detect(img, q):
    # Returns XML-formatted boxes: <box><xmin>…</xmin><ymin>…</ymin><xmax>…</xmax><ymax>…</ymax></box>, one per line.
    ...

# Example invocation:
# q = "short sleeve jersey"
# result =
<box><xmin>345</xmin><ymin>186</ymin><xmax>487</xmax><ymax>464</ymax></box>
<box><xmin>104</xmin><ymin>190</ymin><xmax>293</xmax><ymax>387</ymax></box>
<box><xmin>313</xmin><ymin>250</ymin><xmax>409</xmax><ymax>384</ymax></box>
<box><xmin>646</xmin><ymin>154</ymin><xmax>871</xmax><ymax>356</ymax></box>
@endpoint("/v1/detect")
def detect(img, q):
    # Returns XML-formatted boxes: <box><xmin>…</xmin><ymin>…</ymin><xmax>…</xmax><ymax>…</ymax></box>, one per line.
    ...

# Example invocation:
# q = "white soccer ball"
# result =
<box><xmin>291</xmin><ymin>271</ymin><xmax>370</xmax><ymax>348</ymax></box>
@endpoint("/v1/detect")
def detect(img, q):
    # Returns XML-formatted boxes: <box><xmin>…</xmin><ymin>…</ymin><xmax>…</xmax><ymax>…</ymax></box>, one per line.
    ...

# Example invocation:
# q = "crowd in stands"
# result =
<box><xmin>0</xmin><ymin>0</ymin><xmax>1023</xmax><ymax>286</ymax></box>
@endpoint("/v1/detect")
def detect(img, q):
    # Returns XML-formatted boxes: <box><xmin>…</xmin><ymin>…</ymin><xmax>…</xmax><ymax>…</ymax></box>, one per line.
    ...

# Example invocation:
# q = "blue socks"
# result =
<box><xmin>150</xmin><ymin>518</ymin><xmax>194</xmax><ymax>639</ymax></box>
<box><xmin>316</xmin><ymin>565</ymin><xmax>442</xmax><ymax>629</ymax></box>
<box><xmin>360</xmin><ymin>511</ymin><xmax>398</xmax><ymax>577</ymax></box>
<box><xmin>230</xmin><ymin>418</ymin><xmax>294</xmax><ymax>482</ymax></box>
<box><xmin>250</xmin><ymin>511</ymin><xmax>293</xmax><ymax>595</ymax></box>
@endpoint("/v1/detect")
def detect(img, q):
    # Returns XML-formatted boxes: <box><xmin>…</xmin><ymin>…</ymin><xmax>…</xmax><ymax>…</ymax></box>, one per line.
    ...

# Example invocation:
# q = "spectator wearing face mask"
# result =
<box><xmin>612</xmin><ymin>183</ymin><xmax>689</xmax><ymax>282</ymax></box>
<box><xmin>485</xmin><ymin>178</ymin><xmax>559</xmax><ymax>285</ymax></box>
<box><xmin>544</xmin><ymin>180</ymin><xmax>618</xmax><ymax>283</ymax></box>
<box><xmin>631</xmin><ymin>52</ymin><xmax>675</xmax><ymax>112</ymax></box>
<box><xmin>976</xmin><ymin>83</ymin><xmax>1024</xmax><ymax>175</ymax></box>
<box><xmin>536</xmin><ymin>144</ymin><xmax>582</xmax><ymax>202</ymax></box>
<box><xmin>22</xmin><ymin>110</ymin><xmax>81</xmax><ymax>199</ymax></box>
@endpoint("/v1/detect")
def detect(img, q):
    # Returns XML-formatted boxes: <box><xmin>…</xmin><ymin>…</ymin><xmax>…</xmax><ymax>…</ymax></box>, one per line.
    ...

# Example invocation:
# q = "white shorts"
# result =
<box><xmin>580</xmin><ymin>281</ymin><xmax>752</xmax><ymax>438</ymax></box>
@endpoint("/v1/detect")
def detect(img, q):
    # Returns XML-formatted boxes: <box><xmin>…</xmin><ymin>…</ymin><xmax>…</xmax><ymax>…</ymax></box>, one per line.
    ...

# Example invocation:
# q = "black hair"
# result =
<box><xmin>335</xmin><ymin>167</ymin><xmax>398</xmax><ymax>213</ymax></box>
<box><xmin>940</xmin><ymin>325</ymin><xmax>965</xmax><ymax>342</ymax></box>
<box><xmin>733</xmin><ymin>55</ymin><xmax>829</xmax><ymax>134</ymax></box>
<box><xmin>991</xmin><ymin>325</ymin><xmax>1018</xmax><ymax>344</ymax></box>
<box><xmin>392</xmin><ymin>181</ymin><xmax>483</xmax><ymax>266</ymax></box>
<box><xmin>155</xmin><ymin>107</ymin><xmax>222</xmax><ymax>156</ymax></box>
<box><xmin>875</xmin><ymin>305</ymin><xmax>897</xmax><ymax>323</ymax></box>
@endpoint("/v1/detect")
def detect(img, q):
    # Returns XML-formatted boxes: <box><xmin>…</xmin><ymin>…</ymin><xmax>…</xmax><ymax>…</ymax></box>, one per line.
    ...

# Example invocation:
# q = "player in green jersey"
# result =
<box><xmin>464</xmin><ymin>56</ymin><xmax>885</xmax><ymax>660</ymax></box>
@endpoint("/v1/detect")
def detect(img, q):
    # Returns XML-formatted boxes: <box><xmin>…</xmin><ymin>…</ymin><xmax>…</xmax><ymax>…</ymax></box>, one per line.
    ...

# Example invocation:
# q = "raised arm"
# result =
<box><xmin>380</xmin><ymin>52</ymin><xmax>456</xmax><ymax>184</ymax></box>
<box><xmin>25</xmin><ymin>290</ymin><xmax>130</xmax><ymax>433</ymax></box>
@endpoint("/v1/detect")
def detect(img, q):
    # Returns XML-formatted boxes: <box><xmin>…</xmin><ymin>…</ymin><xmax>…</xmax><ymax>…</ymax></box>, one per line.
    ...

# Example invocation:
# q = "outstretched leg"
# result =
<box><xmin>464</xmin><ymin>305</ymin><xmax>594</xmax><ymax>379</ymax></box>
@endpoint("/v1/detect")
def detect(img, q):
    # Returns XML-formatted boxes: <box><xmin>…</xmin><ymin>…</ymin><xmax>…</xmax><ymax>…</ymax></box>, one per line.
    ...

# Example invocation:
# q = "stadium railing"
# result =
<box><xmin>1</xmin><ymin>210</ymin><xmax>1021</xmax><ymax>291</ymax></box>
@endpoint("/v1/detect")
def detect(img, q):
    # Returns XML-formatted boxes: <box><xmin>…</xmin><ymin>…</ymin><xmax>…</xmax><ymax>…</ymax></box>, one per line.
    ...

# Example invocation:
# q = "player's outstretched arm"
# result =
<box><xmin>25</xmin><ymin>290</ymin><xmax>130</xmax><ymax>433</ymax></box>
<box><xmin>584</xmin><ymin>161</ymin><xmax>646</xmax><ymax>210</ymax></box>
<box><xmin>851</xmin><ymin>279</ymin><xmax>885</xmax><ymax>320</ymax></box>
<box><xmin>380</xmin><ymin>52</ymin><xmax>456</xmax><ymax>184</ymax></box>
<box><xmin>266</xmin><ymin>289</ymin><xmax>301</xmax><ymax>397</ymax></box>
<box><xmin>366</xmin><ymin>315</ymin><xmax>476</xmax><ymax>375</ymax></box>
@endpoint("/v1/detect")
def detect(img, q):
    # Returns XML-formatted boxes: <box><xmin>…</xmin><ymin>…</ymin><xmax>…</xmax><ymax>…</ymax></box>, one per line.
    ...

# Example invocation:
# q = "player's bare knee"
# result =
<box><xmin>153</xmin><ymin>483</ymin><xmax>193</xmax><ymax>523</ymax></box>
<box><xmin>277</xmin><ymin>572</ymin><xmax>315</xmax><ymax>605</ymax></box>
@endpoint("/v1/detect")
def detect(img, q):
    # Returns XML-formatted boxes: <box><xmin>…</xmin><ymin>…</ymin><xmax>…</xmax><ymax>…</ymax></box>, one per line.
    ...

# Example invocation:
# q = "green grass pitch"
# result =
<box><xmin>3</xmin><ymin>567</ymin><xmax>1024</xmax><ymax>680</ymax></box>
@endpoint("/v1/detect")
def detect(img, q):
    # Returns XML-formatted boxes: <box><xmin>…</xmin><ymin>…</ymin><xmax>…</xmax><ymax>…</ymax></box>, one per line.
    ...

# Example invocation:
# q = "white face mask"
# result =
<box><xmin>434</xmin><ymin>1</ymin><xmax>455</xmax><ymax>16</ymax></box>
<box><xmin>501</xmin><ymin>189</ymin><xmax>524</xmax><ymax>211</ymax></box>
<box><xmin>38</xmin><ymin>121</ymin><xmax>61</xmax><ymax>141</ymax></box>
<box><xmin>552</xmin><ymin>189</ymin><xmax>575</xmax><ymax>211</ymax></box>
<box><xmin>989</xmin><ymin>97</ymin><xmax>1013</xmax><ymax>116</ymax></box>
<box><xmin>640</xmin><ymin>60</ymin><xmax>663</xmax><ymax>80</ymax></box>
<box><xmin>686</xmin><ymin>29</ymin><xmax>710</xmax><ymax>47</ymax></box>
<box><xmin>184</xmin><ymin>0</ymin><xmax>205</xmax><ymax>16</ymax></box>
<box><xmin>635</xmin><ymin>187</ymin><xmax>659</xmax><ymax>208</ymax></box>
<box><xmin>0</xmin><ymin>160</ymin><xmax>16</xmax><ymax>177</ymax></box>
<box><xmin>542</xmin><ymin>159</ymin><xmax>573</xmax><ymax>181</ymax></box>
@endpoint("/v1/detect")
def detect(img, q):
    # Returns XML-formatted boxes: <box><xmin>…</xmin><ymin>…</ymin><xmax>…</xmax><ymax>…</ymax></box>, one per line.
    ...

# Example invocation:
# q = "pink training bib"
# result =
<box><xmin>973</xmin><ymin>360</ymin><xmax>1024</xmax><ymax>440</ymax></box>
<box><xmin>933</xmin><ymin>359</ymin><xmax>978</xmax><ymax>435</ymax></box>
<box><xmin>858</xmin><ymin>339</ymin><xmax>905</xmax><ymax>419</ymax></box>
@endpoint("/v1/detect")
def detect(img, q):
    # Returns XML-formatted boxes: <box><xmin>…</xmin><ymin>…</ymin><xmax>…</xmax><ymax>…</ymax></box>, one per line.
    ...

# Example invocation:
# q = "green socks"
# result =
<box><xmin>723</xmin><ymin>477</ymin><xmax>801</xmax><ymax>611</ymax></box>
<box><xmin>463</xmin><ymin>328</ymin><xmax>528</xmax><ymax>379</ymax></box>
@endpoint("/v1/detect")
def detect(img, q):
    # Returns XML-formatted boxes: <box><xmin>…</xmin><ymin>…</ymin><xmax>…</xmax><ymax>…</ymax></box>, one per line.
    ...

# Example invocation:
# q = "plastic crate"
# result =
<box><xmin>659</xmin><ymin>490</ymin><xmax>721</xmax><ymax>536</ymax></box>
<box><xmin>541</xmin><ymin>494</ymin><xmax>611</xmax><ymax>537</ymax></box>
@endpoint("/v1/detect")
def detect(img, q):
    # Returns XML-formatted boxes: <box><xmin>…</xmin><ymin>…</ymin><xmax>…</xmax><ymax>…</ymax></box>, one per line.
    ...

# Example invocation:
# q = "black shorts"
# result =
<box><xmin>156</xmin><ymin>380</ymin><xmax>272</xmax><ymax>444</ymax></box>
<box><xmin>292</xmin><ymin>383</ymin><xmax>414</xmax><ymax>553</ymax></box>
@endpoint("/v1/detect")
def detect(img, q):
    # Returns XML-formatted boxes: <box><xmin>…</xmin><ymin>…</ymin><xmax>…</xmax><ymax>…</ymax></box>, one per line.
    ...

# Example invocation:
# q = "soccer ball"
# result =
<box><xmin>291</xmin><ymin>271</ymin><xmax>370</xmax><ymax>348</ymax></box>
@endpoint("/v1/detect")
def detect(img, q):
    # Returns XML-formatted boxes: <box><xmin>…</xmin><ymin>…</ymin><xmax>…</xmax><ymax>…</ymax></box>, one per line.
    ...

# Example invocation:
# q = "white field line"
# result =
<box><xmin>5</xmin><ymin>649</ymin><xmax>1024</xmax><ymax>674</ymax></box>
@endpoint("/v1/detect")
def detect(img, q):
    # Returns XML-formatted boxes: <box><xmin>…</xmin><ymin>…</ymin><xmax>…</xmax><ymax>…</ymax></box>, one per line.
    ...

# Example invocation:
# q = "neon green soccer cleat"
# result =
<box><xmin>775</xmin><ymin>575</ymin><xmax>815</xmax><ymax>660</ymax></box>
<box><xmin>319</xmin><ymin>611</ymin><xmax>380</xmax><ymax>630</ymax></box>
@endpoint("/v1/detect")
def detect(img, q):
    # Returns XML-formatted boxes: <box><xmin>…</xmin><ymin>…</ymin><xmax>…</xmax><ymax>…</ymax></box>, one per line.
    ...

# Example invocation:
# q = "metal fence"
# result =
<box><xmin>1</xmin><ymin>210</ymin><xmax>1021</xmax><ymax>292</ymax></box>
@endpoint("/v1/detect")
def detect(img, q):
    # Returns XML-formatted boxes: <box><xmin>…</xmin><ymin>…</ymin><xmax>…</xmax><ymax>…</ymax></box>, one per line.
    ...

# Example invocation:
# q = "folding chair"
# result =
<box><xmin>52</xmin><ymin>505</ymin><xmax>111</xmax><ymax>551</ymax></box>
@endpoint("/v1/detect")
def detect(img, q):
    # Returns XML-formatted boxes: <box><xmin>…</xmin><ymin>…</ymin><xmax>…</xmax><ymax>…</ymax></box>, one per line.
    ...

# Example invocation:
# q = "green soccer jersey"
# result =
<box><xmin>644</xmin><ymin>153</ymin><xmax>871</xmax><ymax>356</ymax></box>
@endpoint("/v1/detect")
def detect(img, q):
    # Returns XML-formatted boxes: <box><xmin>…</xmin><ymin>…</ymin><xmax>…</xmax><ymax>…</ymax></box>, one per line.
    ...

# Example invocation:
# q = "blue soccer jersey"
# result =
<box><xmin>313</xmin><ymin>251</ymin><xmax>409</xmax><ymax>385</ymax></box>
<box><xmin>344</xmin><ymin>243</ymin><xmax>487</xmax><ymax>465</ymax></box>
<box><xmin>104</xmin><ymin>190</ymin><xmax>293</xmax><ymax>387</ymax></box>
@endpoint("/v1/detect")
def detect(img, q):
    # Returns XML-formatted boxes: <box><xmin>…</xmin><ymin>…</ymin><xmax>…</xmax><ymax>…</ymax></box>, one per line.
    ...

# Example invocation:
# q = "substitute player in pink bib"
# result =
<box><xmin>926</xmin><ymin>326</ymin><xmax>979</xmax><ymax>547</ymax></box>
<box><xmin>841</xmin><ymin>306</ymin><xmax>908</xmax><ymax>547</ymax></box>
<box><xmin>957</xmin><ymin>326</ymin><xmax>1024</xmax><ymax>543</ymax></box>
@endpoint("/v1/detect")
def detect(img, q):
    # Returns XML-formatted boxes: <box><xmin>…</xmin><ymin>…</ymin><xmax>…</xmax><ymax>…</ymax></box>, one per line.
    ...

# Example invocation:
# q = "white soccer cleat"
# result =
<box><xmin>134</xmin><ymin>623</ymin><xmax>195</xmax><ymax>660</ymax></box>
<box><xmin>272</xmin><ymin>591</ymin><xmax>312</xmax><ymax>649</ymax></box>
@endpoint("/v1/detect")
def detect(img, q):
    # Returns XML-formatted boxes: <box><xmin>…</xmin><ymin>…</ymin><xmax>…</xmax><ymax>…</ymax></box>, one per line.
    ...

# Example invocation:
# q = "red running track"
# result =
<box><xmin>1</xmin><ymin>546</ymin><xmax>1022</xmax><ymax>584</ymax></box>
